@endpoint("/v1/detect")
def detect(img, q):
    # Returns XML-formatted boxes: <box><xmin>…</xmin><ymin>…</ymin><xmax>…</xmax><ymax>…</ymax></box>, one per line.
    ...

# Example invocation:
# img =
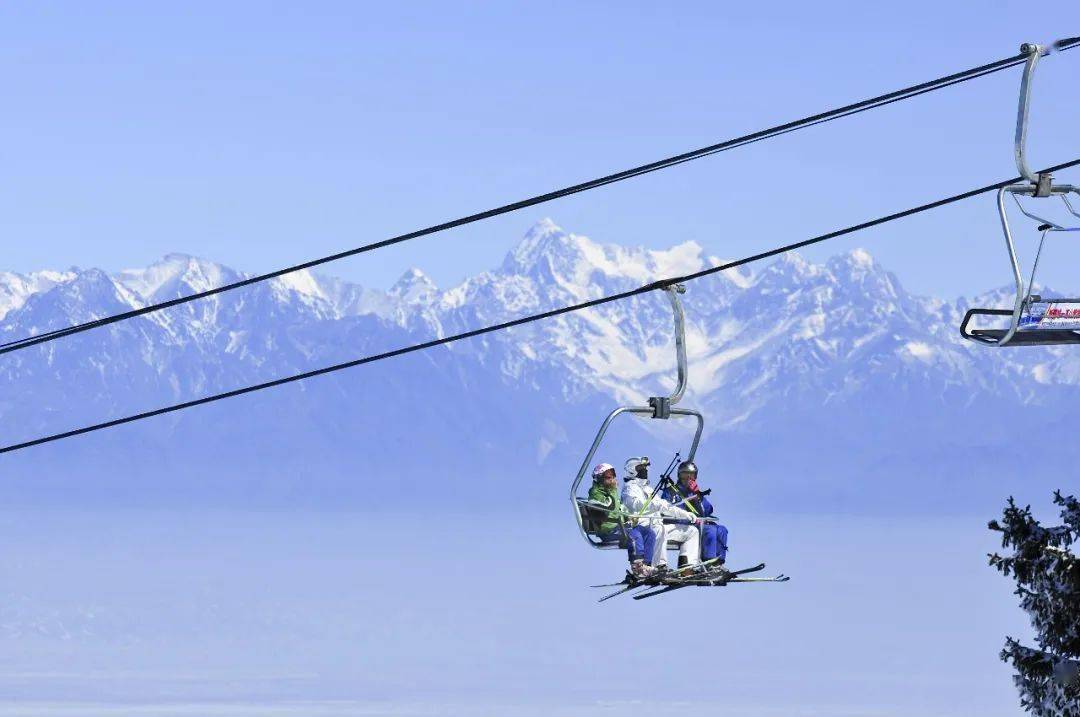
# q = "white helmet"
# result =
<box><xmin>624</xmin><ymin>456</ymin><xmax>650</xmax><ymax>480</ymax></box>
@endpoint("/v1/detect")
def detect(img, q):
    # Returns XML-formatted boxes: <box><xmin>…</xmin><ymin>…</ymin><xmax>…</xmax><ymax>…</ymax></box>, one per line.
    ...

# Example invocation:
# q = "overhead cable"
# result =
<box><xmin>3</xmin><ymin>42</ymin><xmax>1076</xmax><ymax>357</ymax></box>
<box><xmin>3</xmin><ymin>158</ymin><xmax>1078</xmax><ymax>455</ymax></box>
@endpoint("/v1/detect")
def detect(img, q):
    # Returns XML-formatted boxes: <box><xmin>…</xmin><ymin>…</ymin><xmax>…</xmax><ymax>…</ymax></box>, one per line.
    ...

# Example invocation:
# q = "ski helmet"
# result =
<box><xmin>624</xmin><ymin>456</ymin><xmax>650</xmax><ymax>480</ymax></box>
<box><xmin>677</xmin><ymin>460</ymin><xmax>698</xmax><ymax>479</ymax></box>
<box><xmin>592</xmin><ymin>463</ymin><xmax>615</xmax><ymax>480</ymax></box>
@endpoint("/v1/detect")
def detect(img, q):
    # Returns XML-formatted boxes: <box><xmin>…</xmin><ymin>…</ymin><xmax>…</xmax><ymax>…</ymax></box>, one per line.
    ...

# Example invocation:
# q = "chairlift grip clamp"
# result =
<box><xmin>1035</xmin><ymin>173</ymin><xmax>1054</xmax><ymax>198</ymax></box>
<box><xmin>649</xmin><ymin>396</ymin><xmax>671</xmax><ymax>419</ymax></box>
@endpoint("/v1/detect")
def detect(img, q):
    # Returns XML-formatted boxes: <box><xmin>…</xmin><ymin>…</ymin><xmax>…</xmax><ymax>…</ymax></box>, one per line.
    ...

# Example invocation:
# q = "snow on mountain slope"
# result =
<box><xmin>0</xmin><ymin>269</ymin><xmax>77</xmax><ymax>320</ymax></box>
<box><xmin>0</xmin><ymin>218</ymin><xmax>1076</xmax><ymax>509</ymax></box>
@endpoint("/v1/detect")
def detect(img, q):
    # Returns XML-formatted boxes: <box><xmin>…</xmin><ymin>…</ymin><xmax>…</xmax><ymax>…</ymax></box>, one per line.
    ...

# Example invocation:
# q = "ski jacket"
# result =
<box><xmin>661</xmin><ymin>483</ymin><xmax>714</xmax><ymax>517</ymax></box>
<box><xmin>621</xmin><ymin>477</ymin><xmax>696</xmax><ymax>521</ymax></box>
<box><xmin>587</xmin><ymin>482</ymin><xmax>626</xmax><ymax>535</ymax></box>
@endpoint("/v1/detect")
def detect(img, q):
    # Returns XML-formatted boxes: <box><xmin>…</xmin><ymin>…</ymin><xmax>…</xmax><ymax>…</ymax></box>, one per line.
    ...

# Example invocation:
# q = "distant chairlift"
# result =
<box><xmin>570</xmin><ymin>284</ymin><xmax>704</xmax><ymax>550</ymax></box>
<box><xmin>961</xmin><ymin>43</ymin><xmax>1080</xmax><ymax>347</ymax></box>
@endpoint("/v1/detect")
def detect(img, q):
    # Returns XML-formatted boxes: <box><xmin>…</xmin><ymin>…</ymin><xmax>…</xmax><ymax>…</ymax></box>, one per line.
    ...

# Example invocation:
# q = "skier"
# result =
<box><xmin>662</xmin><ymin>461</ymin><xmax>729</xmax><ymax>565</ymax></box>
<box><xmin>621</xmin><ymin>456</ymin><xmax>701</xmax><ymax>570</ymax></box>
<box><xmin>588</xmin><ymin>463</ymin><xmax>657</xmax><ymax>577</ymax></box>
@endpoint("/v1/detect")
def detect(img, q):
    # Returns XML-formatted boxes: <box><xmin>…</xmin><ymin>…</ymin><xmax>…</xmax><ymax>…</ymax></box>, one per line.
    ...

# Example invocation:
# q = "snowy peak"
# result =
<box><xmin>4</xmin><ymin>267</ymin><xmax>137</xmax><ymax>332</ymax></box>
<box><xmin>389</xmin><ymin>268</ymin><xmax>438</xmax><ymax>304</ymax></box>
<box><xmin>501</xmin><ymin>219</ymin><xmax>570</xmax><ymax>271</ymax></box>
<box><xmin>499</xmin><ymin>219</ymin><xmax>707</xmax><ymax>302</ymax></box>
<box><xmin>272</xmin><ymin>270</ymin><xmax>328</xmax><ymax>301</ymax></box>
<box><xmin>825</xmin><ymin>249</ymin><xmax>901</xmax><ymax>297</ymax></box>
<box><xmin>117</xmin><ymin>253</ymin><xmax>240</xmax><ymax>303</ymax></box>
<box><xmin>757</xmin><ymin>252</ymin><xmax>821</xmax><ymax>284</ymax></box>
<box><xmin>501</xmin><ymin>218</ymin><xmax>587</xmax><ymax>276</ymax></box>
<box><xmin>0</xmin><ymin>269</ymin><xmax>77</xmax><ymax>319</ymax></box>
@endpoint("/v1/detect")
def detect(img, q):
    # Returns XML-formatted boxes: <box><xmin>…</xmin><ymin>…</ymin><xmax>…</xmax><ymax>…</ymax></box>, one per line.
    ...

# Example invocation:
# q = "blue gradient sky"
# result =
<box><xmin>0</xmin><ymin>2</ymin><xmax>1077</xmax><ymax>297</ymax></box>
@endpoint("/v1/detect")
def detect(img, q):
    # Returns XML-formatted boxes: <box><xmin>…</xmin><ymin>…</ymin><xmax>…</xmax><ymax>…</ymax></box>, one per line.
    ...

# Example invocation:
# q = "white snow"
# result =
<box><xmin>117</xmin><ymin>254</ymin><xmax>233</xmax><ymax>301</ymax></box>
<box><xmin>850</xmin><ymin>248</ymin><xmax>875</xmax><ymax>268</ymax></box>
<box><xmin>904</xmin><ymin>341</ymin><xmax>935</xmax><ymax>362</ymax></box>
<box><xmin>274</xmin><ymin>270</ymin><xmax>328</xmax><ymax>301</ymax></box>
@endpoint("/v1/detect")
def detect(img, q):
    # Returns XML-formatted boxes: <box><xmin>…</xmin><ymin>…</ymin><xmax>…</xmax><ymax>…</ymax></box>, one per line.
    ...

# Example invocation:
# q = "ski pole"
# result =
<box><xmin>660</xmin><ymin>452</ymin><xmax>680</xmax><ymax>482</ymax></box>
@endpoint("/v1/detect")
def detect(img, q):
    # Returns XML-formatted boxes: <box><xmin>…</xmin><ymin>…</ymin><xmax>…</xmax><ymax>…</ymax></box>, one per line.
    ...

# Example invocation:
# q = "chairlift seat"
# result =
<box><xmin>961</xmin><ymin>306</ymin><xmax>1080</xmax><ymax>346</ymax></box>
<box><xmin>575</xmin><ymin>497</ymin><xmax>687</xmax><ymax>551</ymax></box>
<box><xmin>577</xmin><ymin>498</ymin><xmax>624</xmax><ymax>548</ymax></box>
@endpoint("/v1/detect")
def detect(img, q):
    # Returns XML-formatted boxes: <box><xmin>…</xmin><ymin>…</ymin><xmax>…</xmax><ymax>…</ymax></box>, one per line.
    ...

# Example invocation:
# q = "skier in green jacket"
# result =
<box><xmin>588</xmin><ymin>463</ymin><xmax>657</xmax><ymax>577</ymax></box>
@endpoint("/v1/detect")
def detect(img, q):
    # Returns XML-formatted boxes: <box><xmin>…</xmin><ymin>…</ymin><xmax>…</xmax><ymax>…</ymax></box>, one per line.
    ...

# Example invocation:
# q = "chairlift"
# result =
<box><xmin>961</xmin><ymin>43</ymin><xmax>1080</xmax><ymax>347</ymax></box>
<box><xmin>570</xmin><ymin>284</ymin><xmax>704</xmax><ymax>550</ymax></box>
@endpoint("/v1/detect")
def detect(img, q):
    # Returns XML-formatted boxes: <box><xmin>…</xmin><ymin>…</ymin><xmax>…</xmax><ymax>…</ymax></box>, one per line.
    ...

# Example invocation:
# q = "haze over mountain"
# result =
<box><xmin>0</xmin><ymin>219</ymin><xmax>1073</xmax><ymax>512</ymax></box>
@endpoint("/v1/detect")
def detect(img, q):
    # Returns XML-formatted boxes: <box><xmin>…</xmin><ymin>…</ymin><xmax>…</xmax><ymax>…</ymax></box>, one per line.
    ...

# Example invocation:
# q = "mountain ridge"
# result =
<box><xmin>0</xmin><ymin>219</ymin><xmax>1072</xmax><ymax>512</ymax></box>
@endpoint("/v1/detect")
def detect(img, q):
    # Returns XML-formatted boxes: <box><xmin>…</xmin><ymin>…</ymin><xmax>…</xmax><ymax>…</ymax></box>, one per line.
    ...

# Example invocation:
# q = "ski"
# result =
<box><xmin>598</xmin><ymin>582</ymin><xmax>645</xmax><ymax>602</ymax></box>
<box><xmin>591</xmin><ymin>556</ymin><xmax>726</xmax><ymax>590</ymax></box>
<box><xmin>632</xmin><ymin>584</ymin><xmax>682</xmax><ymax>600</ymax></box>
<box><xmin>631</xmin><ymin>562</ymin><xmax>774</xmax><ymax>600</ymax></box>
<box><xmin>593</xmin><ymin>562</ymin><xmax>775</xmax><ymax>601</ymax></box>
<box><xmin>728</xmin><ymin>562</ymin><xmax>766</xmax><ymax>576</ymax></box>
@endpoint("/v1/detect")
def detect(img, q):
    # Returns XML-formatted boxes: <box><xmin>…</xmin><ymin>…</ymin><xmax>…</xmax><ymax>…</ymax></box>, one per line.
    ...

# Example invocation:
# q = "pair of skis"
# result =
<box><xmin>592</xmin><ymin>561</ymin><xmax>789</xmax><ymax>602</ymax></box>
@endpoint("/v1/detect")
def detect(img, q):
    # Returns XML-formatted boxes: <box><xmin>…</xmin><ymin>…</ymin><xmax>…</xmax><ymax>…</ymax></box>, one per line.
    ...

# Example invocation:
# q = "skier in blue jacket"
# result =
<box><xmin>661</xmin><ymin>461</ymin><xmax>729</xmax><ymax>564</ymax></box>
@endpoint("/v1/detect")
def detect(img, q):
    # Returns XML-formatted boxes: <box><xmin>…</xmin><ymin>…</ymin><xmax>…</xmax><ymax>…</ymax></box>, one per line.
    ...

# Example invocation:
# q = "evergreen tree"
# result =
<box><xmin>989</xmin><ymin>491</ymin><xmax>1080</xmax><ymax>716</ymax></box>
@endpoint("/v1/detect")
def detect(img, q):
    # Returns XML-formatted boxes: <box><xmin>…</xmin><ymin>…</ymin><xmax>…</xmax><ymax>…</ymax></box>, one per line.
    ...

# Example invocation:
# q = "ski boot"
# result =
<box><xmin>675</xmin><ymin>556</ymin><xmax>700</xmax><ymax>578</ymax></box>
<box><xmin>630</xmin><ymin>559</ymin><xmax>655</xmax><ymax>579</ymax></box>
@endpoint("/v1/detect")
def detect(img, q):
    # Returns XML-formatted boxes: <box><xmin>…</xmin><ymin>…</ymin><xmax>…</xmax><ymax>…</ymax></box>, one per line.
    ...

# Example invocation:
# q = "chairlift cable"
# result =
<box><xmin>3</xmin><ymin>158</ymin><xmax>1078</xmax><ymax>456</ymax></box>
<box><xmin>3</xmin><ymin>42</ymin><xmax>1077</xmax><ymax>357</ymax></box>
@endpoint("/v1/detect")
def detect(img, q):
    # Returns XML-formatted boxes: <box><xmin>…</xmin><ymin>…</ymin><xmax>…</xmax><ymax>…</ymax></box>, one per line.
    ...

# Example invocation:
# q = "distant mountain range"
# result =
<box><xmin>1</xmin><ymin>219</ymin><xmax>1073</xmax><ymax>512</ymax></box>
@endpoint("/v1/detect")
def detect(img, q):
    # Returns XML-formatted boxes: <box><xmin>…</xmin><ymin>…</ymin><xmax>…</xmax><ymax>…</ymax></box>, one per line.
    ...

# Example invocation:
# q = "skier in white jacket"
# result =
<box><xmin>620</xmin><ymin>456</ymin><xmax>701</xmax><ymax>570</ymax></box>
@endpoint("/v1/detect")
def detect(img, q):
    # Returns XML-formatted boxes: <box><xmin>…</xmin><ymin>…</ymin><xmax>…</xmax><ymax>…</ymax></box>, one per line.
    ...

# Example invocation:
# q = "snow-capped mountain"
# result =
<box><xmin>0</xmin><ymin>219</ymin><xmax>1074</xmax><ymax>512</ymax></box>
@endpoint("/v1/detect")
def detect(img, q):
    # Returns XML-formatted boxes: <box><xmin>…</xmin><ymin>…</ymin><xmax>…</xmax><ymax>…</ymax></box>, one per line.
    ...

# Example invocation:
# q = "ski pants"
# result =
<box><xmin>701</xmin><ymin>522</ymin><xmax>729</xmax><ymax>562</ymax></box>
<box><xmin>600</xmin><ymin>524</ymin><xmax>656</xmax><ymax>564</ymax></box>
<box><xmin>656</xmin><ymin>521</ymin><xmax>701</xmax><ymax>566</ymax></box>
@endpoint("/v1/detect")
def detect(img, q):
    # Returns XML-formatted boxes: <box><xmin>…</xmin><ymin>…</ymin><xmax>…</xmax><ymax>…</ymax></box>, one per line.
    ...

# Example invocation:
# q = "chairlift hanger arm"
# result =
<box><xmin>1015</xmin><ymin>43</ymin><xmax>1048</xmax><ymax>188</ymax></box>
<box><xmin>649</xmin><ymin>284</ymin><xmax>688</xmax><ymax>417</ymax></box>
<box><xmin>1014</xmin><ymin>42</ymin><xmax>1075</xmax><ymax>195</ymax></box>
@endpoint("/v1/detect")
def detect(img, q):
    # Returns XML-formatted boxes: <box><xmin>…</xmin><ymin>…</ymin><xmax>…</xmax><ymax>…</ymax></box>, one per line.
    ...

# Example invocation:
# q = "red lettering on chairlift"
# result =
<box><xmin>1045</xmin><ymin>305</ymin><xmax>1080</xmax><ymax>319</ymax></box>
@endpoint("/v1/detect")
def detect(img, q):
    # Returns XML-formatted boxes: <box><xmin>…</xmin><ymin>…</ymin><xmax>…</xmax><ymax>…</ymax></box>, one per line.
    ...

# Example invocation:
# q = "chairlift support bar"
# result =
<box><xmin>1015</xmin><ymin>43</ymin><xmax>1053</xmax><ymax>192</ymax></box>
<box><xmin>649</xmin><ymin>284</ymin><xmax>688</xmax><ymax>418</ymax></box>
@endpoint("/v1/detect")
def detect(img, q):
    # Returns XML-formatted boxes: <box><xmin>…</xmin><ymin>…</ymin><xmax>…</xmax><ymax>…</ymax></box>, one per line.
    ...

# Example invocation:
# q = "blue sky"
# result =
<box><xmin>0</xmin><ymin>2</ymin><xmax>1077</xmax><ymax>298</ymax></box>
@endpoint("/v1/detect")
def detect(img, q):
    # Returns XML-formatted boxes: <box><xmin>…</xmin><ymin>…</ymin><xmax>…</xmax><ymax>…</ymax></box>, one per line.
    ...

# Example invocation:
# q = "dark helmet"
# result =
<box><xmin>677</xmin><ymin>460</ymin><xmax>698</xmax><ymax>479</ymax></box>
